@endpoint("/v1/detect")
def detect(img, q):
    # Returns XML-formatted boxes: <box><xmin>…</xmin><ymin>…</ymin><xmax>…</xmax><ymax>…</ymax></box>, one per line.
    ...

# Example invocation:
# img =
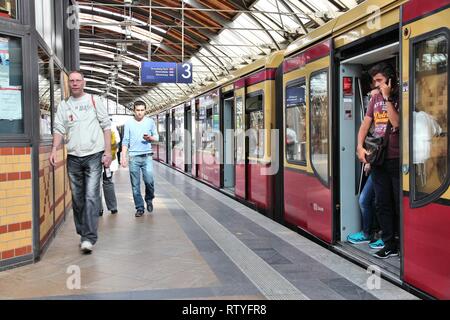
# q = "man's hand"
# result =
<box><xmin>49</xmin><ymin>149</ymin><xmax>57</xmax><ymax>166</ymax></box>
<box><xmin>379</xmin><ymin>78</ymin><xmax>392</xmax><ymax>100</ymax></box>
<box><xmin>357</xmin><ymin>145</ymin><xmax>369</xmax><ymax>164</ymax></box>
<box><xmin>144</xmin><ymin>135</ymin><xmax>156</xmax><ymax>142</ymax></box>
<box><xmin>121</xmin><ymin>156</ymin><xmax>128</xmax><ymax>168</ymax></box>
<box><xmin>102</xmin><ymin>153</ymin><xmax>112</xmax><ymax>168</ymax></box>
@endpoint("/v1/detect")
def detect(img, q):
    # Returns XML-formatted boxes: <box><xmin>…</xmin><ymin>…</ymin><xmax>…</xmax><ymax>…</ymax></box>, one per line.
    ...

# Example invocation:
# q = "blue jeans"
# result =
<box><xmin>67</xmin><ymin>151</ymin><xmax>103</xmax><ymax>244</ymax></box>
<box><xmin>129</xmin><ymin>154</ymin><xmax>155</xmax><ymax>211</ymax></box>
<box><xmin>359</xmin><ymin>174</ymin><xmax>376</xmax><ymax>237</ymax></box>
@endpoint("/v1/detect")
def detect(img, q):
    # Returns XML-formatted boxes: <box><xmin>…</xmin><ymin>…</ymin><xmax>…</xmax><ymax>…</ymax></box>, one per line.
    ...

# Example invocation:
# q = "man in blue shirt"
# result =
<box><xmin>121</xmin><ymin>101</ymin><xmax>159</xmax><ymax>217</ymax></box>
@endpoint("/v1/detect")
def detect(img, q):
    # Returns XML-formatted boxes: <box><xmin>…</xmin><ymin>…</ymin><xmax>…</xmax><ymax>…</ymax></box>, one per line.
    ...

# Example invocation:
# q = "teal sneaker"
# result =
<box><xmin>347</xmin><ymin>231</ymin><xmax>371</xmax><ymax>244</ymax></box>
<box><xmin>369</xmin><ymin>239</ymin><xmax>385</xmax><ymax>249</ymax></box>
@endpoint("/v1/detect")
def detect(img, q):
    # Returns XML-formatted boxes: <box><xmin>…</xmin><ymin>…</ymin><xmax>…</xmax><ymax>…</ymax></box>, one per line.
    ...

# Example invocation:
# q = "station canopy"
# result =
<box><xmin>77</xmin><ymin>0</ymin><xmax>364</xmax><ymax>113</ymax></box>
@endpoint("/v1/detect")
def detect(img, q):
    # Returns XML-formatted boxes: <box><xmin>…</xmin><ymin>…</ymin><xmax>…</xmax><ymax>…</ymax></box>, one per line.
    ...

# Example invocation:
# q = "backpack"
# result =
<box><xmin>111</xmin><ymin>131</ymin><xmax>117</xmax><ymax>160</ymax></box>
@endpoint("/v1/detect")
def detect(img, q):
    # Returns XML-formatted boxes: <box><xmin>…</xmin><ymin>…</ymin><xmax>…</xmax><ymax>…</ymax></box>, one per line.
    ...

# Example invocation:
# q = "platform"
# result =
<box><xmin>0</xmin><ymin>162</ymin><xmax>418</xmax><ymax>300</ymax></box>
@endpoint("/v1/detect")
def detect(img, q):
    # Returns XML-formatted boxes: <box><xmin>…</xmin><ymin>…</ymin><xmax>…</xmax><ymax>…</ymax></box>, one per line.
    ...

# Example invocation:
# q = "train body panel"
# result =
<box><xmin>403</xmin><ymin>197</ymin><xmax>450</xmax><ymax>299</ymax></box>
<box><xmin>401</xmin><ymin>5</ymin><xmax>450</xmax><ymax>299</ymax></box>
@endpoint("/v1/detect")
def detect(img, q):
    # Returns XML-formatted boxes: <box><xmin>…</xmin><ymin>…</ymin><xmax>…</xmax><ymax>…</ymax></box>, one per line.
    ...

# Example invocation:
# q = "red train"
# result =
<box><xmin>151</xmin><ymin>0</ymin><xmax>450</xmax><ymax>299</ymax></box>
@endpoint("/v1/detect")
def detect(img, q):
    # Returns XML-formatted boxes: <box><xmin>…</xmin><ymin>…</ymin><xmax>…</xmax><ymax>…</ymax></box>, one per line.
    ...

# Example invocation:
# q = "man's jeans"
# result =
<box><xmin>371</xmin><ymin>159</ymin><xmax>400</xmax><ymax>250</ymax></box>
<box><xmin>129</xmin><ymin>154</ymin><xmax>155</xmax><ymax>211</ymax></box>
<box><xmin>360</xmin><ymin>174</ymin><xmax>376</xmax><ymax>237</ymax></box>
<box><xmin>67</xmin><ymin>152</ymin><xmax>103</xmax><ymax>244</ymax></box>
<box><xmin>102</xmin><ymin>171</ymin><xmax>117</xmax><ymax>212</ymax></box>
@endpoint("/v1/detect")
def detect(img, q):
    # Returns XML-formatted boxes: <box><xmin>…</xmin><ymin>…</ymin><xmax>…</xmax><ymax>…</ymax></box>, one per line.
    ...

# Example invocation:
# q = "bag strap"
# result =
<box><xmin>91</xmin><ymin>94</ymin><xmax>96</xmax><ymax>109</ymax></box>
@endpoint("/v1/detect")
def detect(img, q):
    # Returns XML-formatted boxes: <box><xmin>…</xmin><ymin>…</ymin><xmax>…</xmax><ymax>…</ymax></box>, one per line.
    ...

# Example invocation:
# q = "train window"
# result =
<box><xmin>310</xmin><ymin>71</ymin><xmax>329</xmax><ymax>185</ymax></box>
<box><xmin>412</xmin><ymin>32</ymin><xmax>449</xmax><ymax>203</ymax></box>
<box><xmin>246</xmin><ymin>94</ymin><xmax>264</xmax><ymax>159</ymax></box>
<box><xmin>285</xmin><ymin>79</ymin><xmax>307</xmax><ymax>164</ymax></box>
<box><xmin>235</xmin><ymin>96</ymin><xmax>245</xmax><ymax>163</ymax></box>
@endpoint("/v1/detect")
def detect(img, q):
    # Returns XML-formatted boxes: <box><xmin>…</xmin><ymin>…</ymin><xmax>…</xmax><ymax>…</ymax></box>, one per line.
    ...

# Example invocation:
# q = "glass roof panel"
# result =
<box><xmin>124</xmin><ymin>0</ymin><xmax>363</xmax><ymax>110</ymax></box>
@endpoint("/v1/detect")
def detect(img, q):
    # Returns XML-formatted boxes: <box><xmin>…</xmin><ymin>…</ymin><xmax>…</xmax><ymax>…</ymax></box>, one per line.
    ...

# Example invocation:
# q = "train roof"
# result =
<box><xmin>153</xmin><ymin>50</ymin><xmax>285</xmax><ymax>114</ymax></box>
<box><xmin>285</xmin><ymin>0</ymin><xmax>405</xmax><ymax>57</ymax></box>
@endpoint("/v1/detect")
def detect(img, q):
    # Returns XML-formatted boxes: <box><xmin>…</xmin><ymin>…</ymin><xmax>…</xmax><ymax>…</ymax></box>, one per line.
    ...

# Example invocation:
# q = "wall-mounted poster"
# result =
<box><xmin>0</xmin><ymin>37</ymin><xmax>10</xmax><ymax>87</ymax></box>
<box><xmin>0</xmin><ymin>88</ymin><xmax>22</xmax><ymax>120</ymax></box>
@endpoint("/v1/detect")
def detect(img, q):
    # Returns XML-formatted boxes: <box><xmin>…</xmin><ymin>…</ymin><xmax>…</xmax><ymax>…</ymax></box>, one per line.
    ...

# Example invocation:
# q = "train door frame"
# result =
<box><xmin>166</xmin><ymin>111</ymin><xmax>171</xmax><ymax>165</ymax></box>
<box><xmin>192</xmin><ymin>99</ymin><xmax>199</xmax><ymax>177</ymax></box>
<box><xmin>333</xmin><ymin>26</ymin><xmax>402</xmax><ymax>277</ymax></box>
<box><xmin>222</xmin><ymin>91</ymin><xmax>235</xmax><ymax>191</ymax></box>
<box><xmin>185</xmin><ymin>103</ymin><xmax>192</xmax><ymax>174</ymax></box>
<box><xmin>234</xmin><ymin>84</ymin><xmax>247</xmax><ymax>200</ymax></box>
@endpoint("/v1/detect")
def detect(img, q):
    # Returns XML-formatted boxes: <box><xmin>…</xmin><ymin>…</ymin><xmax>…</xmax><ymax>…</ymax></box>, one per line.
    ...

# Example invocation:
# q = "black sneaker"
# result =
<box><xmin>373</xmin><ymin>247</ymin><xmax>398</xmax><ymax>259</ymax></box>
<box><xmin>147</xmin><ymin>201</ymin><xmax>153</xmax><ymax>213</ymax></box>
<box><xmin>99</xmin><ymin>210</ymin><xmax>103</xmax><ymax>217</ymax></box>
<box><xmin>135</xmin><ymin>210</ymin><xmax>144</xmax><ymax>217</ymax></box>
<box><xmin>111</xmin><ymin>210</ymin><xmax>118</xmax><ymax>214</ymax></box>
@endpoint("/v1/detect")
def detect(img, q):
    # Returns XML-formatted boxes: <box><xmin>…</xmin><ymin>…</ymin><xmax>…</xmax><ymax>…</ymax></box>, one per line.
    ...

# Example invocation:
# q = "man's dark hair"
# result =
<box><xmin>369</xmin><ymin>61</ymin><xmax>398</xmax><ymax>96</ymax></box>
<box><xmin>369</xmin><ymin>62</ymin><xmax>396</xmax><ymax>80</ymax></box>
<box><xmin>133</xmin><ymin>100</ymin><xmax>147</xmax><ymax>109</ymax></box>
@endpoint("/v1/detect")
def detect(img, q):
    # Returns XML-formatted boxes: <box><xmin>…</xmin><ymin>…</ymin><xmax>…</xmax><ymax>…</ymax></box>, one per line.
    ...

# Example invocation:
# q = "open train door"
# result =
<box><xmin>402</xmin><ymin>1</ymin><xmax>450</xmax><ymax>299</ymax></box>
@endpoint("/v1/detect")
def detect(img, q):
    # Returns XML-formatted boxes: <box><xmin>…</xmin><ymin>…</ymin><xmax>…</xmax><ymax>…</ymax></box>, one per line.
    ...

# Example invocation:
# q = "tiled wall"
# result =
<box><xmin>39</xmin><ymin>145</ymin><xmax>69</xmax><ymax>250</ymax></box>
<box><xmin>0</xmin><ymin>147</ymin><xmax>33</xmax><ymax>263</ymax></box>
<box><xmin>0</xmin><ymin>145</ymin><xmax>71</xmax><ymax>270</ymax></box>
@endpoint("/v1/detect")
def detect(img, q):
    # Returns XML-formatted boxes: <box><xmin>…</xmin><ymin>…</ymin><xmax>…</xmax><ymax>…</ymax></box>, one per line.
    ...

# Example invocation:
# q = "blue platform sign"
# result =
<box><xmin>141</xmin><ymin>62</ymin><xmax>192</xmax><ymax>84</ymax></box>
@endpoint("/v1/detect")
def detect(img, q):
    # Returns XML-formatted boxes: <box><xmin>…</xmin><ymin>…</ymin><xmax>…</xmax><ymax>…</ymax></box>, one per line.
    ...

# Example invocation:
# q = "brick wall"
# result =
<box><xmin>0</xmin><ymin>147</ymin><xmax>33</xmax><ymax>262</ymax></box>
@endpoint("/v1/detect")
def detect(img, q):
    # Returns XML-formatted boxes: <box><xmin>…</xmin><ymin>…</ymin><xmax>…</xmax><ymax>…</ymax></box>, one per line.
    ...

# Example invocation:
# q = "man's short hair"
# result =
<box><xmin>133</xmin><ymin>100</ymin><xmax>147</xmax><ymax>109</ymax></box>
<box><xmin>68</xmin><ymin>70</ymin><xmax>85</xmax><ymax>80</ymax></box>
<box><xmin>368</xmin><ymin>62</ymin><xmax>395</xmax><ymax>81</ymax></box>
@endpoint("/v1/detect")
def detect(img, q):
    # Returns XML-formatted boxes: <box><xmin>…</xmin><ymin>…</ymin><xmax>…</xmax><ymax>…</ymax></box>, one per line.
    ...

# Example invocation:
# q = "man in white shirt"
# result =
<box><xmin>49</xmin><ymin>70</ymin><xmax>112</xmax><ymax>254</ymax></box>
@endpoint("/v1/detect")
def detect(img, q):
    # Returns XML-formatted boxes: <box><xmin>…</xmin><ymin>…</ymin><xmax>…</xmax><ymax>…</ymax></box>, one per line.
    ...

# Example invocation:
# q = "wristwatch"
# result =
<box><xmin>384</xmin><ymin>96</ymin><xmax>394</xmax><ymax>103</ymax></box>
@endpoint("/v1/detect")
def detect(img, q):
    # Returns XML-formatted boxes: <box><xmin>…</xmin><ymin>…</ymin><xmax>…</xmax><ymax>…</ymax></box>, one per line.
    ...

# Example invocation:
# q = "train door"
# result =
<box><xmin>166</xmin><ymin>111</ymin><xmax>171</xmax><ymax>165</ymax></box>
<box><xmin>282</xmin><ymin>40</ymin><xmax>333</xmax><ymax>243</ymax></box>
<box><xmin>402</xmin><ymin>2</ymin><xmax>450</xmax><ymax>299</ymax></box>
<box><xmin>223</xmin><ymin>97</ymin><xmax>235</xmax><ymax>191</ymax></box>
<box><xmin>338</xmin><ymin>64</ymin><xmax>363</xmax><ymax>242</ymax></box>
<box><xmin>234</xmin><ymin>84</ymin><xmax>246</xmax><ymax>199</ymax></box>
<box><xmin>192</xmin><ymin>99</ymin><xmax>198</xmax><ymax>177</ymax></box>
<box><xmin>337</xmin><ymin>42</ymin><xmax>401</xmax><ymax>275</ymax></box>
<box><xmin>186</xmin><ymin>105</ymin><xmax>192</xmax><ymax>173</ymax></box>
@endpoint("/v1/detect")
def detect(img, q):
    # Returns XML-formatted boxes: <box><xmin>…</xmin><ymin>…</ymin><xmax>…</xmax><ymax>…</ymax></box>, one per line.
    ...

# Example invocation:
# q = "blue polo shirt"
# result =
<box><xmin>122</xmin><ymin>117</ymin><xmax>159</xmax><ymax>156</ymax></box>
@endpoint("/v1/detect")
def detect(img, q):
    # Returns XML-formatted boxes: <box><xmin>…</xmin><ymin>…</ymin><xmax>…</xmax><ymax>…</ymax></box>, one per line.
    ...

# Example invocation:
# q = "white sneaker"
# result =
<box><xmin>80</xmin><ymin>241</ymin><xmax>93</xmax><ymax>254</ymax></box>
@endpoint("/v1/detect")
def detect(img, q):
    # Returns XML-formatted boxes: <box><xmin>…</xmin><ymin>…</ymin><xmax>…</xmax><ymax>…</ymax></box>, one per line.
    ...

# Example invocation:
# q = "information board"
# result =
<box><xmin>141</xmin><ymin>62</ymin><xmax>192</xmax><ymax>84</ymax></box>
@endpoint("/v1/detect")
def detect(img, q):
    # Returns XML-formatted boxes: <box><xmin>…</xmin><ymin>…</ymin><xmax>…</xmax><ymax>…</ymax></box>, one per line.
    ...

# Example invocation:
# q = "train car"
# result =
<box><xmin>233</xmin><ymin>52</ymin><xmax>284</xmax><ymax>218</ymax></box>
<box><xmin>154</xmin><ymin>51</ymin><xmax>284</xmax><ymax>218</ymax></box>
<box><xmin>282</xmin><ymin>0</ymin><xmax>449</xmax><ymax>299</ymax></box>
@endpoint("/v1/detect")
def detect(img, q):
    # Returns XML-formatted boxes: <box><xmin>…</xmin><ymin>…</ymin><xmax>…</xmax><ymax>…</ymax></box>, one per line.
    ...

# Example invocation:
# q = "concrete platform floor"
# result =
<box><xmin>0</xmin><ymin>162</ymin><xmax>418</xmax><ymax>300</ymax></box>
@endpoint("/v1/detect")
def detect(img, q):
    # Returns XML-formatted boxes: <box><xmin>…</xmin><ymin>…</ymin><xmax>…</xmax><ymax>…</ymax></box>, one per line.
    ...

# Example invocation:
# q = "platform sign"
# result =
<box><xmin>140</xmin><ymin>62</ymin><xmax>193</xmax><ymax>84</ymax></box>
<box><xmin>176</xmin><ymin>62</ymin><xmax>192</xmax><ymax>83</ymax></box>
<box><xmin>141</xmin><ymin>62</ymin><xmax>176</xmax><ymax>83</ymax></box>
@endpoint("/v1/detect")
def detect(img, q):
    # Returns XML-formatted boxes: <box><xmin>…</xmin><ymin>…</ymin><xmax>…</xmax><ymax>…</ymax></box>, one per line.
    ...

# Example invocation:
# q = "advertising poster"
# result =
<box><xmin>0</xmin><ymin>88</ymin><xmax>22</xmax><ymax>120</ymax></box>
<box><xmin>0</xmin><ymin>37</ymin><xmax>9</xmax><ymax>87</ymax></box>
